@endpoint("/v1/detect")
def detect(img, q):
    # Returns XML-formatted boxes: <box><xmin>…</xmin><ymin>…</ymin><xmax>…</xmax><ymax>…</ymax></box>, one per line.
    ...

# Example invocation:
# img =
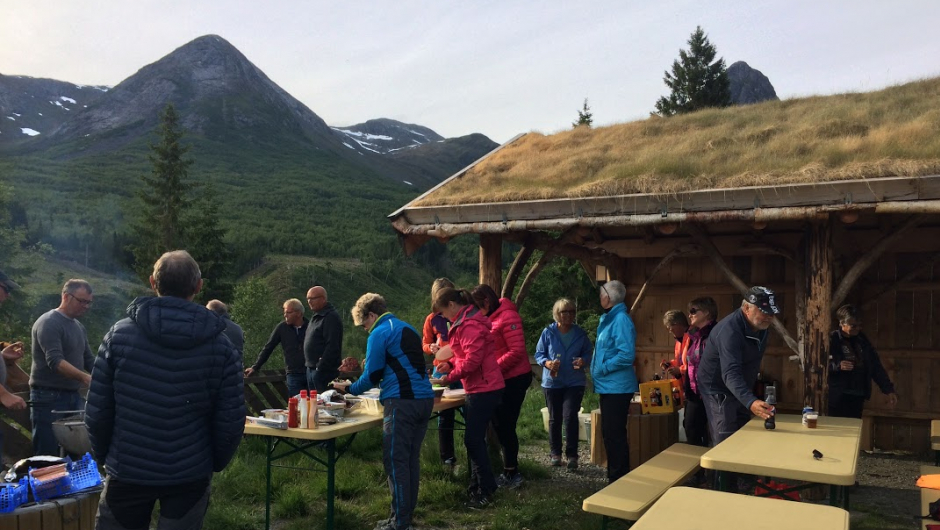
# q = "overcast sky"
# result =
<box><xmin>3</xmin><ymin>1</ymin><xmax>939</xmax><ymax>143</ymax></box>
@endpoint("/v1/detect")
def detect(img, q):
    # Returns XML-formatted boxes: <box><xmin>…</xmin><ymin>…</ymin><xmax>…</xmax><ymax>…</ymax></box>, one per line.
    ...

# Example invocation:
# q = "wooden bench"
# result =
<box><xmin>931</xmin><ymin>421</ymin><xmax>940</xmax><ymax>466</ymax></box>
<box><xmin>582</xmin><ymin>442</ymin><xmax>709</xmax><ymax>528</ymax></box>
<box><xmin>920</xmin><ymin>465</ymin><xmax>940</xmax><ymax>530</ymax></box>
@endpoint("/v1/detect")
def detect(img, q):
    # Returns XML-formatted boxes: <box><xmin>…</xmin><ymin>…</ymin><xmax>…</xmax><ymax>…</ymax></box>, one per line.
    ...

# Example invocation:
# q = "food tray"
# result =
<box><xmin>28</xmin><ymin>452</ymin><xmax>102</xmax><ymax>501</ymax></box>
<box><xmin>67</xmin><ymin>453</ymin><xmax>103</xmax><ymax>492</ymax></box>
<box><xmin>0</xmin><ymin>478</ymin><xmax>29</xmax><ymax>513</ymax></box>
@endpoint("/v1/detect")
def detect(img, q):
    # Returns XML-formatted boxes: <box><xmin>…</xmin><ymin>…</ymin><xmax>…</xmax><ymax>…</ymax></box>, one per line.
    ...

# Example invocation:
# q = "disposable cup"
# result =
<box><xmin>806</xmin><ymin>413</ymin><xmax>818</xmax><ymax>428</ymax></box>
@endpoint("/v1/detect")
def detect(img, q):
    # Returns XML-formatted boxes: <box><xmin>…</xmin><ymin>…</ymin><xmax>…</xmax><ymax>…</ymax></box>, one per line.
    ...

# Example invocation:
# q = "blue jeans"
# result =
<box><xmin>286</xmin><ymin>372</ymin><xmax>308</xmax><ymax>399</ymax></box>
<box><xmin>30</xmin><ymin>387</ymin><xmax>84</xmax><ymax>456</ymax></box>
<box><xmin>306</xmin><ymin>368</ymin><xmax>338</xmax><ymax>394</ymax></box>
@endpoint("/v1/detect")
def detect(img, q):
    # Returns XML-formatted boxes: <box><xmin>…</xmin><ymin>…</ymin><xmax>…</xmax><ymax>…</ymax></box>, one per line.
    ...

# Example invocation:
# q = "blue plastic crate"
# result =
<box><xmin>0</xmin><ymin>478</ymin><xmax>29</xmax><ymax>513</ymax></box>
<box><xmin>67</xmin><ymin>453</ymin><xmax>102</xmax><ymax>493</ymax></box>
<box><xmin>28</xmin><ymin>465</ymin><xmax>71</xmax><ymax>502</ymax></box>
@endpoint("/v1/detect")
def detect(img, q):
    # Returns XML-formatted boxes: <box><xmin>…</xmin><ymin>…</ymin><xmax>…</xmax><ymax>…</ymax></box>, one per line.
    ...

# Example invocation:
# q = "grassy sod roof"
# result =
<box><xmin>414</xmin><ymin>77</ymin><xmax>940</xmax><ymax>207</ymax></box>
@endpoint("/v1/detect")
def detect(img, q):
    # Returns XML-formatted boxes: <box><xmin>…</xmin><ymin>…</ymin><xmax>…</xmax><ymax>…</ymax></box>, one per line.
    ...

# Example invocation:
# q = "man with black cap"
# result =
<box><xmin>0</xmin><ymin>270</ymin><xmax>28</xmax><ymax>459</ymax></box>
<box><xmin>696</xmin><ymin>286</ymin><xmax>780</xmax><ymax>445</ymax></box>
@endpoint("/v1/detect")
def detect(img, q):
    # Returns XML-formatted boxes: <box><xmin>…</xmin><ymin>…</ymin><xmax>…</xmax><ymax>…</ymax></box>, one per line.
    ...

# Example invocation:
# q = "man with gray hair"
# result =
<box><xmin>29</xmin><ymin>278</ymin><xmax>95</xmax><ymax>456</ymax></box>
<box><xmin>245</xmin><ymin>298</ymin><xmax>309</xmax><ymax>399</ymax></box>
<box><xmin>207</xmin><ymin>299</ymin><xmax>245</xmax><ymax>360</ymax></box>
<box><xmin>696</xmin><ymin>286</ymin><xmax>779</xmax><ymax>446</ymax></box>
<box><xmin>86</xmin><ymin>250</ymin><xmax>245</xmax><ymax>529</ymax></box>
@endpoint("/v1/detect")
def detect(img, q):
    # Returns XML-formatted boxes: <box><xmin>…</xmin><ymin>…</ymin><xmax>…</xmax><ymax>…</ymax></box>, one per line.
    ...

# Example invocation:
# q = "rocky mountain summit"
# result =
<box><xmin>728</xmin><ymin>61</ymin><xmax>778</xmax><ymax>105</ymax></box>
<box><xmin>334</xmin><ymin>118</ymin><xmax>444</xmax><ymax>154</ymax></box>
<box><xmin>0</xmin><ymin>74</ymin><xmax>107</xmax><ymax>144</ymax></box>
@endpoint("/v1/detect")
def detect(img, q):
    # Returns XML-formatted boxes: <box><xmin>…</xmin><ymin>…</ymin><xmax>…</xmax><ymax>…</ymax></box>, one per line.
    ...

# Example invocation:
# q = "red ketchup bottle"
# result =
<box><xmin>288</xmin><ymin>397</ymin><xmax>299</xmax><ymax>428</ymax></box>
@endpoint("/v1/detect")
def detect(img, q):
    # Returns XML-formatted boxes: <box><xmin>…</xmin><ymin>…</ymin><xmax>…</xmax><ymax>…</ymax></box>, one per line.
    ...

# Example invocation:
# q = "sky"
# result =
<box><xmin>3</xmin><ymin>1</ymin><xmax>940</xmax><ymax>144</ymax></box>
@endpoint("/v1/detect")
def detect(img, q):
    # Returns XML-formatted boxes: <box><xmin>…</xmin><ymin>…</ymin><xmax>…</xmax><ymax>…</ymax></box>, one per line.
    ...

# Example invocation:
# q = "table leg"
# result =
<box><xmin>326</xmin><ymin>439</ymin><xmax>336</xmax><ymax>530</ymax></box>
<box><xmin>265</xmin><ymin>437</ymin><xmax>273</xmax><ymax>530</ymax></box>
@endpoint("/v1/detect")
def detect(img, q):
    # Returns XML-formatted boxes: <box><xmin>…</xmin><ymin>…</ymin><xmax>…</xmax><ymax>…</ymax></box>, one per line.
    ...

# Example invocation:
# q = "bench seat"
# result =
<box><xmin>920</xmin><ymin>465</ymin><xmax>940</xmax><ymax>530</ymax></box>
<box><xmin>582</xmin><ymin>442</ymin><xmax>709</xmax><ymax>524</ymax></box>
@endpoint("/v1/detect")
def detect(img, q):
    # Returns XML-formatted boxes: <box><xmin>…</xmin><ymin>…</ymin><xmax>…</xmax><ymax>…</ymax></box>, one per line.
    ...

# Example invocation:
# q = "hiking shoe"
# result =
<box><xmin>566</xmin><ymin>457</ymin><xmax>579</xmax><ymax>471</ymax></box>
<box><xmin>496</xmin><ymin>471</ymin><xmax>523</xmax><ymax>489</ymax></box>
<box><xmin>443</xmin><ymin>457</ymin><xmax>457</xmax><ymax>466</ymax></box>
<box><xmin>550</xmin><ymin>455</ymin><xmax>562</xmax><ymax>467</ymax></box>
<box><xmin>465</xmin><ymin>491</ymin><xmax>492</xmax><ymax>510</ymax></box>
<box><xmin>374</xmin><ymin>520</ymin><xmax>411</xmax><ymax>530</ymax></box>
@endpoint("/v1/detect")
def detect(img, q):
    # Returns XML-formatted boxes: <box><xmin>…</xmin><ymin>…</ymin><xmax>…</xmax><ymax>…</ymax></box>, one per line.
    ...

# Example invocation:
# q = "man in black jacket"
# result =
<box><xmin>86</xmin><ymin>250</ymin><xmax>245</xmax><ymax>529</ymax></box>
<box><xmin>696</xmin><ymin>286</ymin><xmax>779</xmax><ymax>445</ymax></box>
<box><xmin>244</xmin><ymin>298</ymin><xmax>309</xmax><ymax>399</ymax></box>
<box><xmin>305</xmin><ymin>286</ymin><xmax>343</xmax><ymax>393</ymax></box>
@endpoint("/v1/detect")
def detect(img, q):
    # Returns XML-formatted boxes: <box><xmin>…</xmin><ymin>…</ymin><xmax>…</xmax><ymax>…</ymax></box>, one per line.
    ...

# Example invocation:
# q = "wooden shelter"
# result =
<box><xmin>389</xmin><ymin>82</ymin><xmax>940</xmax><ymax>452</ymax></box>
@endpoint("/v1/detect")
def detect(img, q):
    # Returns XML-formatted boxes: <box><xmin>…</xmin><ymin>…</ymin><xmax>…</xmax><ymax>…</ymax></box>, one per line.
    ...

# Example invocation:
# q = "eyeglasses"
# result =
<box><xmin>688</xmin><ymin>307</ymin><xmax>700</xmax><ymax>315</ymax></box>
<box><xmin>69</xmin><ymin>293</ymin><xmax>93</xmax><ymax>307</ymax></box>
<box><xmin>306</xmin><ymin>295</ymin><xmax>324</xmax><ymax>302</ymax></box>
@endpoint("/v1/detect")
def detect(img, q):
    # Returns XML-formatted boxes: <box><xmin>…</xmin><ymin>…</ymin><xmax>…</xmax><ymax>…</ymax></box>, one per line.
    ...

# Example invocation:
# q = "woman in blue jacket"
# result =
<box><xmin>535</xmin><ymin>298</ymin><xmax>593</xmax><ymax>470</ymax></box>
<box><xmin>591</xmin><ymin>280</ymin><xmax>638</xmax><ymax>483</ymax></box>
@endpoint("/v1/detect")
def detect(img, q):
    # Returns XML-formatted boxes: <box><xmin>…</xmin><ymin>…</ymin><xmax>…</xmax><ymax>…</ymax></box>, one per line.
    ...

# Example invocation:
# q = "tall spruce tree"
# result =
<box><xmin>573</xmin><ymin>98</ymin><xmax>593</xmax><ymax>128</ymax></box>
<box><xmin>131</xmin><ymin>103</ymin><xmax>194</xmax><ymax>279</ymax></box>
<box><xmin>654</xmin><ymin>26</ymin><xmax>731</xmax><ymax>116</ymax></box>
<box><xmin>186</xmin><ymin>181</ymin><xmax>230</xmax><ymax>299</ymax></box>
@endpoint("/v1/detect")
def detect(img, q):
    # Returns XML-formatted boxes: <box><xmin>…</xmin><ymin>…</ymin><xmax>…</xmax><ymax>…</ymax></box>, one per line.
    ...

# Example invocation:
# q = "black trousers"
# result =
<box><xmin>492</xmin><ymin>373</ymin><xmax>530</xmax><ymax>470</ymax></box>
<box><xmin>599</xmin><ymin>392</ymin><xmax>635</xmax><ymax>483</ymax></box>
<box><xmin>543</xmin><ymin>386</ymin><xmax>586</xmax><ymax>458</ymax></box>
<box><xmin>96</xmin><ymin>477</ymin><xmax>211</xmax><ymax>530</ymax></box>
<box><xmin>829</xmin><ymin>393</ymin><xmax>865</xmax><ymax>419</ymax></box>
<box><xmin>383</xmin><ymin>398</ymin><xmax>434</xmax><ymax>529</ymax></box>
<box><xmin>464</xmin><ymin>388</ymin><xmax>503</xmax><ymax>496</ymax></box>
<box><xmin>683</xmin><ymin>391</ymin><xmax>710</xmax><ymax>447</ymax></box>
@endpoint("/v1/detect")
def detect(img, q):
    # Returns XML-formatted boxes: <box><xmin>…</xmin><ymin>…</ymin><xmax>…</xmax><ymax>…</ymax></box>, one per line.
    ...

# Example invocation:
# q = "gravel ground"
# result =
<box><xmin>519</xmin><ymin>442</ymin><xmax>932</xmax><ymax>529</ymax></box>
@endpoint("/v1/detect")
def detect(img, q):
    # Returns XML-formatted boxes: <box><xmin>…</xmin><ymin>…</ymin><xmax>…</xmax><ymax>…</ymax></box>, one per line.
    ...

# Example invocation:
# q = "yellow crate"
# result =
<box><xmin>639</xmin><ymin>380</ymin><xmax>679</xmax><ymax>414</ymax></box>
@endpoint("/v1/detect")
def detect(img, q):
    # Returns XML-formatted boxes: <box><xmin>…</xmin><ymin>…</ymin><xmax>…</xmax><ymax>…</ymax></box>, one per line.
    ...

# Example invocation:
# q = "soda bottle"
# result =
<box><xmin>764</xmin><ymin>385</ymin><xmax>777</xmax><ymax>430</ymax></box>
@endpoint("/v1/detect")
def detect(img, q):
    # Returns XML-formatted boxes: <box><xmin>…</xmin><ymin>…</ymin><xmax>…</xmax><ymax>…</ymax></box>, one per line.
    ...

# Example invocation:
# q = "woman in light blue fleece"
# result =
<box><xmin>590</xmin><ymin>280</ymin><xmax>638</xmax><ymax>483</ymax></box>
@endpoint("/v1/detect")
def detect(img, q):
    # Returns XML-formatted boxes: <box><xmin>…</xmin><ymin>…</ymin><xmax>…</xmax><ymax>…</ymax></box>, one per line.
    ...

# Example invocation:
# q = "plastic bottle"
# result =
<box><xmin>299</xmin><ymin>390</ymin><xmax>308</xmax><ymax>429</ymax></box>
<box><xmin>549</xmin><ymin>353</ymin><xmax>561</xmax><ymax>378</ymax></box>
<box><xmin>802</xmin><ymin>406</ymin><xmax>814</xmax><ymax>427</ymax></box>
<box><xmin>309</xmin><ymin>391</ymin><xmax>318</xmax><ymax>429</ymax></box>
<box><xmin>288</xmin><ymin>397</ymin><xmax>299</xmax><ymax>428</ymax></box>
<box><xmin>764</xmin><ymin>385</ymin><xmax>777</xmax><ymax>430</ymax></box>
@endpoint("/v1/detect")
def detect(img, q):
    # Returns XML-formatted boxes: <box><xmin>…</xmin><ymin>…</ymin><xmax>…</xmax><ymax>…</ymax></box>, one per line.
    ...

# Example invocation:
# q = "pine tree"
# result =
<box><xmin>654</xmin><ymin>26</ymin><xmax>731</xmax><ymax>116</ymax></box>
<box><xmin>130</xmin><ymin>103</ymin><xmax>195</xmax><ymax>279</ymax></box>
<box><xmin>573</xmin><ymin>98</ymin><xmax>593</xmax><ymax>128</ymax></box>
<box><xmin>186</xmin><ymin>181</ymin><xmax>230</xmax><ymax>299</ymax></box>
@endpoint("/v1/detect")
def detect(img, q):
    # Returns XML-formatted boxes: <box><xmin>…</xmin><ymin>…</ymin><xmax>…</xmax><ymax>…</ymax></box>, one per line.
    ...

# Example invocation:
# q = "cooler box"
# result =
<box><xmin>540</xmin><ymin>407</ymin><xmax>591</xmax><ymax>441</ymax></box>
<box><xmin>639</xmin><ymin>380</ymin><xmax>679</xmax><ymax>414</ymax></box>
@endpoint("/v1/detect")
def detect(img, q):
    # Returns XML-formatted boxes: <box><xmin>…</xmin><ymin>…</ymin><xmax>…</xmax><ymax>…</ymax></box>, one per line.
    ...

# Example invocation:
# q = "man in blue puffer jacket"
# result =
<box><xmin>85</xmin><ymin>250</ymin><xmax>246</xmax><ymax>529</ymax></box>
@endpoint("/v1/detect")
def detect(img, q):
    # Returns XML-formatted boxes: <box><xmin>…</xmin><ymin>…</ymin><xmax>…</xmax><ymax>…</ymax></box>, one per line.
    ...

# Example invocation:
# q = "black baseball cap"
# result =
<box><xmin>0</xmin><ymin>270</ymin><xmax>20</xmax><ymax>293</ymax></box>
<box><xmin>746</xmin><ymin>286</ymin><xmax>780</xmax><ymax>315</ymax></box>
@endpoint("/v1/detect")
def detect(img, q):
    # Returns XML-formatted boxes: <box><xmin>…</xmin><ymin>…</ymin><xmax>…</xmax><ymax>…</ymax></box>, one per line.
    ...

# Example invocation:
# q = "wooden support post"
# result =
<box><xmin>515</xmin><ymin>251</ymin><xmax>555</xmax><ymax>309</ymax></box>
<box><xmin>479</xmin><ymin>233</ymin><xmax>502</xmax><ymax>290</ymax></box>
<box><xmin>630</xmin><ymin>244</ymin><xmax>699</xmax><ymax>314</ymax></box>
<box><xmin>502</xmin><ymin>239</ymin><xmax>535</xmax><ymax>299</ymax></box>
<box><xmin>687</xmin><ymin>224</ymin><xmax>801</xmax><ymax>357</ymax></box>
<box><xmin>802</xmin><ymin>221</ymin><xmax>833</xmax><ymax>412</ymax></box>
<box><xmin>831</xmin><ymin>214</ymin><xmax>926</xmax><ymax>309</ymax></box>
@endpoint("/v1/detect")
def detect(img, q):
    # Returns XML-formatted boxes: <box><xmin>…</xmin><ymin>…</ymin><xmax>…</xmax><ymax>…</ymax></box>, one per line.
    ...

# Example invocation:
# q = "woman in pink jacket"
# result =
<box><xmin>433</xmin><ymin>287</ymin><xmax>505</xmax><ymax>509</ymax></box>
<box><xmin>471</xmin><ymin>284</ymin><xmax>530</xmax><ymax>489</ymax></box>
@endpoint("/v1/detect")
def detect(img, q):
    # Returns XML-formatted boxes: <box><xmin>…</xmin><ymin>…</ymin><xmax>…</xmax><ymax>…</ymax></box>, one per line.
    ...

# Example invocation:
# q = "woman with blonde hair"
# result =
<box><xmin>534</xmin><ymin>298</ymin><xmax>592</xmax><ymax>469</ymax></box>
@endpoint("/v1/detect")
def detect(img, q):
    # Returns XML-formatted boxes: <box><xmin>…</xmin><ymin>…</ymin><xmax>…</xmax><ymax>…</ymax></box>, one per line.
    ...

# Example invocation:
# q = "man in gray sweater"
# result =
<box><xmin>29</xmin><ymin>279</ymin><xmax>95</xmax><ymax>456</ymax></box>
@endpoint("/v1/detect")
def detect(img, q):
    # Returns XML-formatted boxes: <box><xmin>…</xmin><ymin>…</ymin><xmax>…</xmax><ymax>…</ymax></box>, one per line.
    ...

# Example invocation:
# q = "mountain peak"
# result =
<box><xmin>728</xmin><ymin>61</ymin><xmax>779</xmax><ymax>105</ymax></box>
<box><xmin>39</xmin><ymin>33</ymin><xmax>338</xmax><ymax>153</ymax></box>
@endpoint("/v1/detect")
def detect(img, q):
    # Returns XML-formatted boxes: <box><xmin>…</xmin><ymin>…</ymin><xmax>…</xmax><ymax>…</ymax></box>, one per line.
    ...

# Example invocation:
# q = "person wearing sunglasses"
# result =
<box><xmin>535</xmin><ymin>298</ymin><xmax>592</xmax><ymax>470</ymax></box>
<box><xmin>29</xmin><ymin>278</ymin><xmax>96</xmax><ymax>456</ymax></box>
<box><xmin>683</xmin><ymin>298</ymin><xmax>718</xmax><ymax>448</ymax></box>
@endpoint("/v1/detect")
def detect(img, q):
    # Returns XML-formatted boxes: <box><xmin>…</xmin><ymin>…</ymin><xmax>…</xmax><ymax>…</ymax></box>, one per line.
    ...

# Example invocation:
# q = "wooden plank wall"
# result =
<box><xmin>623</xmin><ymin>250</ymin><xmax>940</xmax><ymax>453</ymax></box>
